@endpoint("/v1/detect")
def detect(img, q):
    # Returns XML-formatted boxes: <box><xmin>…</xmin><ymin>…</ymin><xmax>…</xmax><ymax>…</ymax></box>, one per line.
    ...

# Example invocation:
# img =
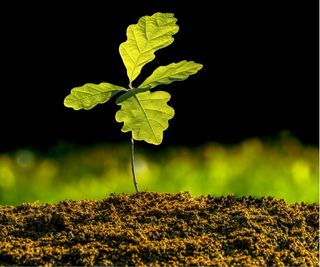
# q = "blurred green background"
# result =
<box><xmin>0</xmin><ymin>134</ymin><xmax>318</xmax><ymax>205</ymax></box>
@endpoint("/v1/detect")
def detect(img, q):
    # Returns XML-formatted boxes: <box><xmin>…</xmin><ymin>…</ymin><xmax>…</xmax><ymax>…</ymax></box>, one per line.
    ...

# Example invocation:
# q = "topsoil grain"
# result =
<box><xmin>0</xmin><ymin>192</ymin><xmax>318</xmax><ymax>266</ymax></box>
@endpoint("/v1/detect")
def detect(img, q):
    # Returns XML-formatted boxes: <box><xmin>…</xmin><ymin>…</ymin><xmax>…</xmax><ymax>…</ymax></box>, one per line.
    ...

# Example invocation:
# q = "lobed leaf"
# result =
<box><xmin>119</xmin><ymin>12</ymin><xmax>179</xmax><ymax>84</ymax></box>
<box><xmin>138</xmin><ymin>60</ymin><xmax>203</xmax><ymax>89</ymax></box>
<box><xmin>115</xmin><ymin>90</ymin><xmax>174</xmax><ymax>145</ymax></box>
<box><xmin>64</xmin><ymin>82</ymin><xmax>127</xmax><ymax>110</ymax></box>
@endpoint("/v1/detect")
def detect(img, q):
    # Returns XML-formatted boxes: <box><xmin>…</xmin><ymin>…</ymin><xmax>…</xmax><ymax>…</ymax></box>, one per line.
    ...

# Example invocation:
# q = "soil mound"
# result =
<box><xmin>0</xmin><ymin>192</ymin><xmax>318</xmax><ymax>266</ymax></box>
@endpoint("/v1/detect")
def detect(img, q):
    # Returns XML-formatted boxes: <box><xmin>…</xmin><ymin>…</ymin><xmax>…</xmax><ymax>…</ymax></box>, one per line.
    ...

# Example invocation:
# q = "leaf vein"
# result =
<box><xmin>134</xmin><ymin>95</ymin><xmax>158</xmax><ymax>142</ymax></box>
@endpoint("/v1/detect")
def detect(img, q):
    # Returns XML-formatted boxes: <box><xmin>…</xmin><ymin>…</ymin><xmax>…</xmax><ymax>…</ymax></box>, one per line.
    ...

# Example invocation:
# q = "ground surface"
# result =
<box><xmin>0</xmin><ymin>192</ymin><xmax>318</xmax><ymax>266</ymax></box>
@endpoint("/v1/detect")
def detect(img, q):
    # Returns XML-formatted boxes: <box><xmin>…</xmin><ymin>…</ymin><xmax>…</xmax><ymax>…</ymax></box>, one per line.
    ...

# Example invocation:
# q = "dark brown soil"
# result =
<box><xmin>0</xmin><ymin>192</ymin><xmax>318</xmax><ymax>266</ymax></box>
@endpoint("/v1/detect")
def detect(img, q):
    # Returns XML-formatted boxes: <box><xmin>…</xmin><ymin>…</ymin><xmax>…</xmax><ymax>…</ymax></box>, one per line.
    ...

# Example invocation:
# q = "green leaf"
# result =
<box><xmin>64</xmin><ymin>82</ymin><xmax>127</xmax><ymax>110</ymax></box>
<box><xmin>115</xmin><ymin>90</ymin><xmax>174</xmax><ymax>145</ymax></box>
<box><xmin>119</xmin><ymin>12</ymin><xmax>179</xmax><ymax>84</ymax></box>
<box><xmin>138</xmin><ymin>60</ymin><xmax>203</xmax><ymax>89</ymax></box>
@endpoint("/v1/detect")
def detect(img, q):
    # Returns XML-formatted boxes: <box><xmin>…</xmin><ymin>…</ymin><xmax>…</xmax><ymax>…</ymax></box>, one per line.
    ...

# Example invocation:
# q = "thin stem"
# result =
<box><xmin>128</xmin><ymin>81</ymin><xmax>139</xmax><ymax>192</ymax></box>
<box><xmin>131</xmin><ymin>138</ymin><xmax>140</xmax><ymax>193</ymax></box>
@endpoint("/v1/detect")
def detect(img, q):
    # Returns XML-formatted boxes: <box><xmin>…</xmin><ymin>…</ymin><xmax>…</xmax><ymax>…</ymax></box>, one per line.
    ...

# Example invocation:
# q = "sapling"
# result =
<box><xmin>64</xmin><ymin>12</ymin><xmax>203</xmax><ymax>192</ymax></box>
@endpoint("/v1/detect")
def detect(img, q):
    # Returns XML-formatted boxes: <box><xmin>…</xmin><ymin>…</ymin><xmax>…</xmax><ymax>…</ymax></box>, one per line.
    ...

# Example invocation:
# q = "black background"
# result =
<box><xmin>1</xmin><ymin>1</ymin><xmax>318</xmax><ymax>152</ymax></box>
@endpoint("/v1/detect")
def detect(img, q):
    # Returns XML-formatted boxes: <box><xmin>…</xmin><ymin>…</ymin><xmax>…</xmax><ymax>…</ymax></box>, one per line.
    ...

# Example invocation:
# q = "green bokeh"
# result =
<box><xmin>0</xmin><ymin>135</ymin><xmax>318</xmax><ymax>205</ymax></box>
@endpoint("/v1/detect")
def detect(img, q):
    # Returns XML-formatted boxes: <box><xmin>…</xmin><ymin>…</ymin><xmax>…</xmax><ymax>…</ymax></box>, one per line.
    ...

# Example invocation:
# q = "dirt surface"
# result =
<box><xmin>0</xmin><ymin>192</ymin><xmax>318</xmax><ymax>266</ymax></box>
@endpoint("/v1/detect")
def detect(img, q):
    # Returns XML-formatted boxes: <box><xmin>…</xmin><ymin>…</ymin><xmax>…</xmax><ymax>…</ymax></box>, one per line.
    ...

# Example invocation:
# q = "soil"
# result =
<box><xmin>0</xmin><ymin>192</ymin><xmax>318</xmax><ymax>266</ymax></box>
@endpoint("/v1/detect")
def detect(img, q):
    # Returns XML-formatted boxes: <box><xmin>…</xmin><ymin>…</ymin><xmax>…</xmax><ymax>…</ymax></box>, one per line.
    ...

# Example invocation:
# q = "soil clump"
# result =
<box><xmin>0</xmin><ymin>192</ymin><xmax>318</xmax><ymax>266</ymax></box>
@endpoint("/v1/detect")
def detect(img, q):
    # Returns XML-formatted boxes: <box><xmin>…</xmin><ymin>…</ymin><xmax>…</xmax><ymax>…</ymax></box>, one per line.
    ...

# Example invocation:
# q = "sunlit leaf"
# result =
<box><xmin>119</xmin><ymin>12</ymin><xmax>179</xmax><ymax>84</ymax></box>
<box><xmin>64</xmin><ymin>12</ymin><xmax>203</xmax><ymax>148</ymax></box>
<box><xmin>115</xmin><ymin>90</ymin><xmax>174</xmax><ymax>145</ymax></box>
<box><xmin>64</xmin><ymin>82</ymin><xmax>127</xmax><ymax>110</ymax></box>
<box><xmin>139</xmin><ymin>60</ymin><xmax>203</xmax><ymax>89</ymax></box>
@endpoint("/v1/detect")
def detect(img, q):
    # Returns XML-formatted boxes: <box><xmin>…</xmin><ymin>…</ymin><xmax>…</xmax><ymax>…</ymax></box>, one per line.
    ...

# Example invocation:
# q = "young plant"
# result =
<box><xmin>64</xmin><ymin>12</ymin><xmax>203</xmax><ymax>192</ymax></box>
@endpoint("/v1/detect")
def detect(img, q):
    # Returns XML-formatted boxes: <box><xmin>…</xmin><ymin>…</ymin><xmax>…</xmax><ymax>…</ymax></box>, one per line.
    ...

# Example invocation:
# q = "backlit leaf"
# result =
<box><xmin>139</xmin><ymin>60</ymin><xmax>203</xmax><ymax>89</ymax></box>
<box><xmin>115</xmin><ymin>90</ymin><xmax>174</xmax><ymax>145</ymax></box>
<box><xmin>64</xmin><ymin>12</ymin><xmax>203</xmax><ymax>147</ymax></box>
<box><xmin>119</xmin><ymin>12</ymin><xmax>179</xmax><ymax>84</ymax></box>
<box><xmin>64</xmin><ymin>82</ymin><xmax>127</xmax><ymax>110</ymax></box>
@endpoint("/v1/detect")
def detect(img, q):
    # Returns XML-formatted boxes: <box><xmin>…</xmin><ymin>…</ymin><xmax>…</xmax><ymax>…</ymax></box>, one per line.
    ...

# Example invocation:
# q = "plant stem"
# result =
<box><xmin>131</xmin><ymin>138</ymin><xmax>140</xmax><ymax>193</ymax></box>
<box><xmin>128</xmin><ymin>82</ymin><xmax>139</xmax><ymax>193</ymax></box>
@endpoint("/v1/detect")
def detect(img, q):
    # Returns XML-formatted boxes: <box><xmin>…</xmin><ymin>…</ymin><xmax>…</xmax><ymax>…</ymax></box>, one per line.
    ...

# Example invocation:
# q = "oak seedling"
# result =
<box><xmin>64</xmin><ymin>12</ymin><xmax>203</xmax><ymax>192</ymax></box>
